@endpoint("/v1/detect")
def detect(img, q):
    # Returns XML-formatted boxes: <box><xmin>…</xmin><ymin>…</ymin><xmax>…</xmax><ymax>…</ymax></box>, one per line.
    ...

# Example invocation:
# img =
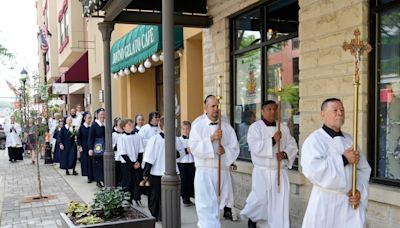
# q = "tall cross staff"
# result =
<box><xmin>342</xmin><ymin>28</ymin><xmax>372</xmax><ymax>209</ymax></box>
<box><xmin>276</xmin><ymin>68</ymin><xmax>283</xmax><ymax>193</ymax></box>
<box><xmin>215</xmin><ymin>75</ymin><xmax>223</xmax><ymax>197</ymax></box>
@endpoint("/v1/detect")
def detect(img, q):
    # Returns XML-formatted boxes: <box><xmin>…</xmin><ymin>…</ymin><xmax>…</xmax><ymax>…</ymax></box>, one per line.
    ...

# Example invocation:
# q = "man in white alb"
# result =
<box><xmin>189</xmin><ymin>95</ymin><xmax>240</xmax><ymax>228</ymax></box>
<box><xmin>301</xmin><ymin>98</ymin><xmax>371</xmax><ymax>228</ymax></box>
<box><xmin>240</xmin><ymin>100</ymin><xmax>298</xmax><ymax>228</ymax></box>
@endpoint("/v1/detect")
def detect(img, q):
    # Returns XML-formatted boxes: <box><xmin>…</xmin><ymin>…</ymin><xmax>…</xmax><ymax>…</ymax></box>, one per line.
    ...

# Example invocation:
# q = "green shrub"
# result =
<box><xmin>91</xmin><ymin>187</ymin><xmax>131</xmax><ymax>219</ymax></box>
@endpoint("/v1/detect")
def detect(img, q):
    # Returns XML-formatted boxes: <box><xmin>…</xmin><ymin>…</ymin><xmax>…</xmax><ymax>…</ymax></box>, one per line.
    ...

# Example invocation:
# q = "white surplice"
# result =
<box><xmin>116</xmin><ymin>133</ymin><xmax>144</xmax><ymax>163</ymax></box>
<box><xmin>138</xmin><ymin>124</ymin><xmax>161</xmax><ymax>148</ymax></box>
<box><xmin>142</xmin><ymin>133</ymin><xmax>184</xmax><ymax>176</ymax></box>
<box><xmin>5</xmin><ymin>123</ymin><xmax>23</xmax><ymax>148</ymax></box>
<box><xmin>240</xmin><ymin>120</ymin><xmax>298</xmax><ymax>228</ymax></box>
<box><xmin>189</xmin><ymin>114</ymin><xmax>240</xmax><ymax>228</ymax></box>
<box><xmin>177</xmin><ymin>136</ymin><xmax>194</xmax><ymax>163</ymax></box>
<box><xmin>301</xmin><ymin>128</ymin><xmax>371</xmax><ymax>228</ymax></box>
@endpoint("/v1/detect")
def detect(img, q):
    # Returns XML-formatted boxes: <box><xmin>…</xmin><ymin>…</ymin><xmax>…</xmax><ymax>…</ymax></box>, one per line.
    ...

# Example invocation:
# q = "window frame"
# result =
<box><xmin>369</xmin><ymin>0</ymin><xmax>400</xmax><ymax>187</ymax></box>
<box><xmin>229</xmin><ymin>0</ymin><xmax>299</xmax><ymax>163</ymax></box>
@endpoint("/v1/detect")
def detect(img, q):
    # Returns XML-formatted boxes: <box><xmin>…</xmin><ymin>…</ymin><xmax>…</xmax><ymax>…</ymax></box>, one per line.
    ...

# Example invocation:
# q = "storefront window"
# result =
<box><xmin>234</xmin><ymin>49</ymin><xmax>261</xmax><ymax>158</ymax></box>
<box><xmin>231</xmin><ymin>0</ymin><xmax>299</xmax><ymax>161</ymax></box>
<box><xmin>156</xmin><ymin>60</ymin><xmax>181</xmax><ymax>135</ymax></box>
<box><xmin>374</xmin><ymin>4</ymin><xmax>400</xmax><ymax>184</ymax></box>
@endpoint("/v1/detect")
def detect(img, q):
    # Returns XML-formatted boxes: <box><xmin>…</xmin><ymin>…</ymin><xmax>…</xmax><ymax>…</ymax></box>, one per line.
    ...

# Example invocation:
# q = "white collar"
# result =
<box><xmin>96</xmin><ymin>119</ymin><xmax>105</xmax><ymax>127</ymax></box>
<box><xmin>83</xmin><ymin>123</ymin><xmax>90</xmax><ymax>128</ymax></box>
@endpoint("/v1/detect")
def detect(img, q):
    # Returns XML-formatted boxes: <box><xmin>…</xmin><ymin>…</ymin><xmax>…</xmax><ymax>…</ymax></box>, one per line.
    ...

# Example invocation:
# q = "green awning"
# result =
<box><xmin>111</xmin><ymin>25</ymin><xmax>183</xmax><ymax>73</ymax></box>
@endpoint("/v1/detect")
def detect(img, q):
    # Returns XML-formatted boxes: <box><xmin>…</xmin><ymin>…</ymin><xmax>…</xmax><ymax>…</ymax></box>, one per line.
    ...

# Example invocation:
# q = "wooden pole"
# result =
<box><xmin>216</xmin><ymin>75</ymin><xmax>223</xmax><ymax>197</ymax></box>
<box><xmin>217</xmin><ymin>106</ymin><xmax>222</xmax><ymax>197</ymax></box>
<box><xmin>277</xmin><ymin>96</ymin><xmax>281</xmax><ymax>193</ymax></box>
<box><xmin>276</xmin><ymin>68</ymin><xmax>283</xmax><ymax>193</ymax></box>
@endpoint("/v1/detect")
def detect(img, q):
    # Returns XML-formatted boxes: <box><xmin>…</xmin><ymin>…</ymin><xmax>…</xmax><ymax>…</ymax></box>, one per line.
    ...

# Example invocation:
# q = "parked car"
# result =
<box><xmin>0</xmin><ymin>123</ymin><xmax>6</xmax><ymax>149</ymax></box>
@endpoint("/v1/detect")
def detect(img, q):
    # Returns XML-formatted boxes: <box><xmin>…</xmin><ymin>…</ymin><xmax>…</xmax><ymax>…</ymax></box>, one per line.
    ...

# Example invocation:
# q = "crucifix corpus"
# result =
<box><xmin>342</xmin><ymin>28</ymin><xmax>372</xmax><ymax>209</ymax></box>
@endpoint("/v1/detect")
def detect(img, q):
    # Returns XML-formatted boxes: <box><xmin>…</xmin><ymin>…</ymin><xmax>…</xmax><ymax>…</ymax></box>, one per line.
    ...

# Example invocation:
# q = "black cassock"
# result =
<box><xmin>53</xmin><ymin>128</ymin><xmax>61</xmax><ymax>163</ymax></box>
<box><xmin>58</xmin><ymin>126</ymin><xmax>77</xmax><ymax>170</ymax></box>
<box><xmin>77</xmin><ymin>124</ymin><xmax>93</xmax><ymax>180</ymax></box>
<box><xmin>88</xmin><ymin>121</ymin><xmax>105</xmax><ymax>183</ymax></box>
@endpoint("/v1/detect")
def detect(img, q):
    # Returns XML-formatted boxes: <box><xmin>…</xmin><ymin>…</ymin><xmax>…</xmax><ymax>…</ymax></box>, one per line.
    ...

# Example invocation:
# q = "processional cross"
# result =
<box><xmin>342</xmin><ymin>28</ymin><xmax>372</xmax><ymax>209</ymax></box>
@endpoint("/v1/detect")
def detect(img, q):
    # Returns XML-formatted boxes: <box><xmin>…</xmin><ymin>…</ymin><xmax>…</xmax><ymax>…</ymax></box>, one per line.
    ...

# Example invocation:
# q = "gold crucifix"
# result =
<box><xmin>342</xmin><ymin>29</ymin><xmax>372</xmax><ymax>83</ymax></box>
<box><xmin>342</xmin><ymin>28</ymin><xmax>372</xmax><ymax>209</ymax></box>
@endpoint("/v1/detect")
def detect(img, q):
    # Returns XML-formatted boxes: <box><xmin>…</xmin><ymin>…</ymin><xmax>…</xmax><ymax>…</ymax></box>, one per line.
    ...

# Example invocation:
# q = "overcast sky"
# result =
<box><xmin>0</xmin><ymin>0</ymin><xmax>38</xmax><ymax>100</ymax></box>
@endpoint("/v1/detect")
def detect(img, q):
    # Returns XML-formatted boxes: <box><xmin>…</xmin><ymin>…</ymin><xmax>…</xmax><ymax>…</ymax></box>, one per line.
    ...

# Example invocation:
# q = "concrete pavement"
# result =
<box><xmin>0</xmin><ymin>149</ymin><xmax>247</xmax><ymax>227</ymax></box>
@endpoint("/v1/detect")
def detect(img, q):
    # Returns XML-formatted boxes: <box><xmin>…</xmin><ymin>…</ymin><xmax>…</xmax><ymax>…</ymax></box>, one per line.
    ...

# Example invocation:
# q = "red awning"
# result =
<box><xmin>61</xmin><ymin>51</ymin><xmax>89</xmax><ymax>83</ymax></box>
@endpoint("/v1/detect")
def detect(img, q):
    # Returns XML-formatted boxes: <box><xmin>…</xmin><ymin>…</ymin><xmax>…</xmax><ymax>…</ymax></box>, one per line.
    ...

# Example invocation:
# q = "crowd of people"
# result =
<box><xmin>3</xmin><ymin>96</ymin><xmax>372</xmax><ymax>228</ymax></box>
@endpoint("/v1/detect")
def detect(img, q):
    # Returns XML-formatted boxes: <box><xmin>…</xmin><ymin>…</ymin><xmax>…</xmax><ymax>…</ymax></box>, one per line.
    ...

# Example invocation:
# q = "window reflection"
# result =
<box><xmin>378</xmin><ymin>7</ymin><xmax>400</xmax><ymax>180</ymax></box>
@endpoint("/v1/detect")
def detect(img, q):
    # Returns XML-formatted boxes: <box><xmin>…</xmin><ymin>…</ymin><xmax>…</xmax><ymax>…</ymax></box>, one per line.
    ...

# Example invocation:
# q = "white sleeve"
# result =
<box><xmin>143</xmin><ymin>136</ymin><xmax>157</xmax><ymax>165</ymax></box>
<box><xmin>117</xmin><ymin>136</ymin><xmax>126</xmax><ymax>163</ymax></box>
<box><xmin>175</xmin><ymin>137</ymin><xmax>186</xmax><ymax>160</ymax></box>
<box><xmin>282</xmin><ymin>124</ymin><xmax>298</xmax><ymax>169</ymax></box>
<box><xmin>300</xmin><ymin>134</ymin><xmax>346</xmax><ymax>190</ymax></box>
<box><xmin>189</xmin><ymin>124</ymin><xmax>215</xmax><ymax>159</ymax></box>
<box><xmin>247</xmin><ymin>123</ymin><xmax>274</xmax><ymax>158</ymax></box>
<box><xmin>221</xmin><ymin>125</ymin><xmax>240</xmax><ymax>166</ymax></box>
<box><xmin>138</xmin><ymin>135</ymin><xmax>145</xmax><ymax>154</ymax></box>
<box><xmin>356</xmin><ymin>152</ymin><xmax>371</xmax><ymax>211</ymax></box>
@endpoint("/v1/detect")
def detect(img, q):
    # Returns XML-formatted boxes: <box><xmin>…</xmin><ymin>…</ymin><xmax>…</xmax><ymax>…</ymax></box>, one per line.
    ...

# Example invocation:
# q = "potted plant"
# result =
<box><xmin>60</xmin><ymin>187</ymin><xmax>155</xmax><ymax>228</ymax></box>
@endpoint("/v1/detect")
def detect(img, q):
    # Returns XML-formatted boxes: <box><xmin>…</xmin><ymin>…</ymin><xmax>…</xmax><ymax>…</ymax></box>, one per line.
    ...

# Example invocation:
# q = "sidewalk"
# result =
<box><xmin>0</xmin><ymin>150</ymin><xmax>82</xmax><ymax>228</ymax></box>
<box><xmin>0</xmin><ymin>150</ymin><xmax>247</xmax><ymax>227</ymax></box>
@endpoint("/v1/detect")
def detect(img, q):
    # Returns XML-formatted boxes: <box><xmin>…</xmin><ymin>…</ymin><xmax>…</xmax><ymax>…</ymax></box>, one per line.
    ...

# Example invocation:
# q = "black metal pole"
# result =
<box><xmin>23</xmin><ymin>81</ymin><xmax>27</xmax><ymax>127</ymax></box>
<box><xmin>98</xmin><ymin>22</ymin><xmax>115</xmax><ymax>187</ymax></box>
<box><xmin>162</xmin><ymin>1</ymin><xmax>181</xmax><ymax>227</ymax></box>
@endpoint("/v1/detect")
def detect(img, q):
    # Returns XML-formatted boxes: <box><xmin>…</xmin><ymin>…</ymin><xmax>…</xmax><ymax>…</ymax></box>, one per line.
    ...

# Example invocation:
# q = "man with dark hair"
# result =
<box><xmin>189</xmin><ymin>95</ymin><xmax>240</xmax><ymax>228</ymax></box>
<box><xmin>301</xmin><ymin>98</ymin><xmax>371</xmax><ymax>228</ymax></box>
<box><xmin>241</xmin><ymin>100</ymin><xmax>298</xmax><ymax>228</ymax></box>
<box><xmin>138</xmin><ymin>111</ymin><xmax>161</xmax><ymax>148</ymax></box>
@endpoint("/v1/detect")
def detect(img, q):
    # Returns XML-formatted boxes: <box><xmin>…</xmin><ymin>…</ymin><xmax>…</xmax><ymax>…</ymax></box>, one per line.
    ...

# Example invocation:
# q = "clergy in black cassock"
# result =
<box><xmin>77</xmin><ymin>112</ymin><xmax>94</xmax><ymax>182</ymax></box>
<box><xmin>88</xmin><ymin>108</ymin><xmax>106</xmax><ymax>187</ymax></box>
<box><xmin>58</xmin><ymin>117</ymin><xmax>78</xmax><ymax>175</ymax></box>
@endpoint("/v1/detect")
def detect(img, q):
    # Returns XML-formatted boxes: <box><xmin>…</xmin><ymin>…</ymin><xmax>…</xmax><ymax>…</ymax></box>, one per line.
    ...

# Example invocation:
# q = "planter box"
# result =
<box><xmin>60</xmin><ymin>206</ymin><xmax>155</xmax><ymax>228</ymax></box>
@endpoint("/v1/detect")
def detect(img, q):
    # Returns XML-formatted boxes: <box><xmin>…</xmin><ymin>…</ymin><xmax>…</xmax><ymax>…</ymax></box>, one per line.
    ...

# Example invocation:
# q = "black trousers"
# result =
<box><xmin>120</xmin><ymin>163</ymin><xmax>142</xmax><ymax>201</ymax></box>
<box><xmin>115</xmin><ymin>161</ymin><xmax>122</xmax><ymax>186</ymax></box>
<box><xmin>148</xmin><ymin>175</ymin><xmax>162</xmax><ymax>221</ymax></box>
<box><xmin>178</xmin><ymin>163</ymin><xmax>195</xmax><ymax>199</ymax></box>
<box><xmin>8</xmin><ymin>147</ymin><xmax>23</xmax><ymax>161</ymax></box>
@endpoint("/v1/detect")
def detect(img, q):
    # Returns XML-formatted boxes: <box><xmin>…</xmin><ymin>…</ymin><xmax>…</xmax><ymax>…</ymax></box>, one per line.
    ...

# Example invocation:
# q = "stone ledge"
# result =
<box><xmin>369</xmin><ymin>183</ymin><xmax>400</xmax><ymax>207</ymax></box>
<box><xmin>233</xmin><ymin>161</ymin><xmax>307</xmax><ymax>186</ymax></box>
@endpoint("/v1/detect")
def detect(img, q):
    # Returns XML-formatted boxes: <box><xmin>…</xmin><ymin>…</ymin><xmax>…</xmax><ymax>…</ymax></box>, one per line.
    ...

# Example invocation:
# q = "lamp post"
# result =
<box><xmin>20</xmin><ymin>68</ymin><xmax>28</xmax><ymax>128</ymax></box>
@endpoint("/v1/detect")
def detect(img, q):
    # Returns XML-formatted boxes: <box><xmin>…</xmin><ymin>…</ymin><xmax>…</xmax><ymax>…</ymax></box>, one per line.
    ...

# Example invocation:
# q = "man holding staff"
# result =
<box><xmin>240</xmin><ymin>100</ymin><xmax>298</xmax><ymax>228</ymax></box>
<box><xmin>189</xmin><ymin>95</ymin><xmax>239</xmax><ymax>228</ymax></box>
<box><xmin>301</xmin><ymin>98</ymin><xmax>371</xmax><ymax>228</ymax></box>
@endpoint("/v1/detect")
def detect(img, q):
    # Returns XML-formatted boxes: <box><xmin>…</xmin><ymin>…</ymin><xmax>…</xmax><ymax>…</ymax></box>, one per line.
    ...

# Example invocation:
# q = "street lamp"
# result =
<box><xmin>20</xmin><ymin>68</ymin><xmax>28</xmax><ymax>127</ymax></box>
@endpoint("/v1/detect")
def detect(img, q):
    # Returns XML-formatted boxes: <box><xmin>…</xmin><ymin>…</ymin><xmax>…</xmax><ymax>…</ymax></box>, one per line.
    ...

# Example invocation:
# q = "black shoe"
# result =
<box><xmin>183</xmin><ymin>198</ymin><xmax>194</xmax><ymax>207</ymax></box>
<box><xmin>96</xmin><ymin>182</ymin><xmax>102</xmax><ymax>188</ymax></box>
<box><xmin>66</xmin><ymin>170</ymin><xmax>70</xmax><ymax>175</ymax></box>
<box><xmin>72</xmin><ymin>171</ymin><xmax>78</xmax><ymax>176</ymax></box>
<box><xmin>248</xmin><ymin>219</ymin><xmax>257</xmax><ymax>228</ymax></box>
<box><xmin>87</xmin><ymin>179</ymin><xmax>92</xmax><ymax>183</ymax></box>
<box><xmin>223</xmin><ymin>207</ymin><xmax>233</xmax><ymax>221</ymax></box>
